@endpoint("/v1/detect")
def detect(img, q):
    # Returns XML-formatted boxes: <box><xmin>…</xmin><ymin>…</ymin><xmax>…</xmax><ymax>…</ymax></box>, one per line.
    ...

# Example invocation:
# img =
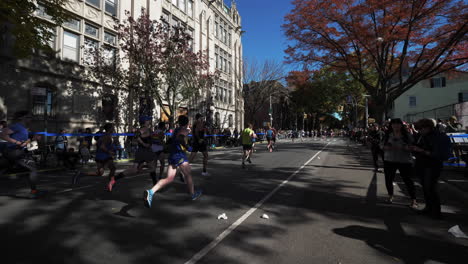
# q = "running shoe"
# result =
<box><xmin>144</xmin><ymin>189</ymin><xmax>154</xmax><ymax>208</ymax></box>
<box><xmin>72</xmin><ymin>170</ymin><xmax>81</xmax><ymax>186</ymax></box>
<box><xmin>242</xmin><ymin>162</ymin><xmax>246</xmax><ymax>169</ymax></box>
<box><xmin>30</xmin><ymin>190</ymin><xmax>48</xmax><ymax>199</ymax></box>
<box><xmin>191</xmin><ymin>190</ymin><xmax>203</xmax><ymax>201</ymax></box>
<box><xmin>247</xmin><ymin>157</ymin><xmax>252</xmax><ymax>164</ymax></box>
<box><xmin>201</xmin><ymin>172</ymin><xmax>209</xmax><ymax>176</ymax></box>
<box><xmin>107</xmin><ymin>178</ymin><xmax>116</xmax><ymax>192</ymax></box>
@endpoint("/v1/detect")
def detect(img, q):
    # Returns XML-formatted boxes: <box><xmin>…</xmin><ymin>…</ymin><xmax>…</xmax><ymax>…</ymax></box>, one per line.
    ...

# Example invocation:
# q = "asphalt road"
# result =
<box><xmin>1</xmin><ymin>139</ymin><xmax>468</xmax><ymax>264</ymax></box>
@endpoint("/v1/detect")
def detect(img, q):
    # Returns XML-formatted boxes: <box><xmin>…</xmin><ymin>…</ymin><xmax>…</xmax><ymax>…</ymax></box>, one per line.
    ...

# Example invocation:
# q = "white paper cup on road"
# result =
<box><xmin>261</xmin><ymin>214</ymin><xmax>269</xmax><ymax>219</ymax></box>
<box><xmin>217</xmin><ymin>213</ymin><xmax>228</xmax><ymax>220</ymax></box>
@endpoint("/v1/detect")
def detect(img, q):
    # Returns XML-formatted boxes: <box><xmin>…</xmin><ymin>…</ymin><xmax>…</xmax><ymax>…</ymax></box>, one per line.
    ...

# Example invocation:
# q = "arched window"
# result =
<box><xmin>102</xmin><ymin>93</ymin><xmax>117</xmax><ymax>121</ymax></box>
<box><xmin>215</xmin><ymin>112</ymin><xmax>220</xmax><ymax>127</ymax></box>
<box><xmin>228</xmin><ymin>114</ymin><xmax>233</xmax><ymax>127</ymax></box>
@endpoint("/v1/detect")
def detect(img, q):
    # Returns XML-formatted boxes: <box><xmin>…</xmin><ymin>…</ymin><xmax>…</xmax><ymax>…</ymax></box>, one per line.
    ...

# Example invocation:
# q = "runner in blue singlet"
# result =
<box><xmin>143</xmin><ymin>115</ymin><xmax>202</xmax><ymax>208</ymax></box>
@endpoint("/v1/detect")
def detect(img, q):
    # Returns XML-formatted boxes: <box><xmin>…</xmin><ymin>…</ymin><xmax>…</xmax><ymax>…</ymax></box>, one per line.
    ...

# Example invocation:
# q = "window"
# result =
<box><xmin>188</xmin><ymin>0</ymin><xmax>193</xmax><ymax>17</ymax></box>
<box><xmin>86</xmin><ymin>0</ymin><xmax>100</xmax><ymax>8</ymax></box>
<box><xmin>458</xmin><ymin>92</ymin><xmax>468</xmax><ymax>103</ymax></box>
<box><xmin>228</xmin><ymin>114</ymin><xmax>233</xmax><ymax>127</ymax></box>
<box><xmin>228</xmin><ymin>33</ymin><xmax>232</xmax><ymax>46</ymax></box>
<box><xmin>409</xmin><ymin>96</ymin><xmax>417</xmax><ymax>107</ymax></box>
<box><xmin>31</xmin><ymin>87</ymin><xmax>55</xmax><ymax>118</ymax></box>
<box><xmin>63</xmin><ymin>31</ymin><xmax>79</xmax><ymax>61</ymax></box>
<box><xmin>37</xmin><ymin>4</ymin><xmax>53</xmax><ymax>20</ymax></box>
<box><xmin>178</xmin><ymin>0</ymin><xmax>186</xmax><ymax>12</ymax></box>
<box><xmin>105</xmin><ymin>0</ymin><xmax>117</xmax><ymax>16</ymax></box>
<box><xmin>83</xmin><ymin>38</ymin><xmax>99</xmax><ymax>64</ymax></box>
<box><xmin>228</xmin><ymin>90</ymin><xmax>232</xmax><ymax>104</ymax></box>
<box><xmin>171</xmin><ymin>17</ymin><xmax>179</xmax><ymax>29</ymax></box>
<box><xmin>103</xmin><ymin>46</ymin><xmax>116</xmax><ymax>66</ymax></box>
<box><xmin>215</xmin><ymin>22</ymin><xmax>219</xmax><ymax>37</ymax></box>
<box><xmin>85</xmin><ymin>23</ymin><xmax>99</xmax><ymax>38</ymax></box>
<box><xmin>161</xmin><ymin>12</ymin><xmax>170</xmax><ymax>31</ymax></box>
<box><xmin>430</xmin><ymin>77</ymin><xmax>446</xmax><ymax>88</ymax></box>
<box><xmin>102</xmin><ymin>94</ymin><xmax>117</xmax><ymax>121</ymax></box>
<box><xmin>104</xmin><ymin>31</ymin><xmax>116</xmax><ymax>45</ymax></box>
<box><xmin>63</xmin><ymin>17</ymin><xmax>81</xmax><ymax>31</ymax></box>
<box><xmin>73</xmin><ymin>94</ymin><xmax>94</xmax><ymax>114</ymax></box>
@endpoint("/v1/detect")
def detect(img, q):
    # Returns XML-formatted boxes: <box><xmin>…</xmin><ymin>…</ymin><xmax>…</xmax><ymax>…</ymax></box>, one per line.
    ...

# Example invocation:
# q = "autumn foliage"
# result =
<box><xmin>284</xmin><ymin>0</ymin><xmax>468</xmax><ymax>120</ymax></box>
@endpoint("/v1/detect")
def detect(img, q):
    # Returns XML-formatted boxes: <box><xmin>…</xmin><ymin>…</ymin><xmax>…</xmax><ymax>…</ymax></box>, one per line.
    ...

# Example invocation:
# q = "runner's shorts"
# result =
<box><xmin>135</xmin><ymin>147</ymin><xmax>155</xmax><ymax>163</ymax></box>
<box><xmin>192</xmin><ymin>139</ymin><xmax>208</xmax><ymax>153</ymax></box>
<box><xmin>242</xmin><ymin>144</ymin><xmax>253</xmax><ymax>151</ymax></box>
<box><xmin>168</xmin><ymin>151</ymin><xmax>188</xmax><ymax>167</ymax></box>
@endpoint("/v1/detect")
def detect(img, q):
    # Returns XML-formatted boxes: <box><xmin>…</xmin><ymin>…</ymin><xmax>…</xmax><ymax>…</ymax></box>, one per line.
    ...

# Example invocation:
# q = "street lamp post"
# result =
<box><xmin>269</xmin><ymin>95</ymin><xmax>273</xmax><ymax>127</ymax></box>
<box><xmin>364</xmin><ymin>95</ymin><xmax>370</xmax><ymax>128</ymax></box>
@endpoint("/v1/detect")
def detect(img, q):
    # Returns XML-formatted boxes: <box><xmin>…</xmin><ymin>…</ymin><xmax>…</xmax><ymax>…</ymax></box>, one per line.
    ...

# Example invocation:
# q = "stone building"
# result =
<box><xmin>0</xmin><ymin>0</ymin><xmax>244</xmax><ymax>139</ymax></box>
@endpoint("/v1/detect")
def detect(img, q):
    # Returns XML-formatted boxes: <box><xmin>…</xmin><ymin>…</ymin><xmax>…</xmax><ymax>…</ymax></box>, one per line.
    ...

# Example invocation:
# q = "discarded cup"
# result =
<box><xmin>261</xmin><ymin>214</ymin><xmax>269</xmax><ymax>219</ymax></box>
<box><xmin>217</xmin><ymin>213</ymin><xmax>228</xmax><ymax>220</ymax></box>
<box><xmin>449</xmin><ymin>225</ymin><xmax>468</xmax><ymax>239</ymax></box>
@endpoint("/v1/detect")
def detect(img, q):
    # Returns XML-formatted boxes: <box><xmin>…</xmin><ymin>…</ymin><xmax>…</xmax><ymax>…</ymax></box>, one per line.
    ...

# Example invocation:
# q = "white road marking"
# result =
<box><xmin>185</xmin><ymin>142</ymin><xmax>331</xmax><ymax>264</ymax></box>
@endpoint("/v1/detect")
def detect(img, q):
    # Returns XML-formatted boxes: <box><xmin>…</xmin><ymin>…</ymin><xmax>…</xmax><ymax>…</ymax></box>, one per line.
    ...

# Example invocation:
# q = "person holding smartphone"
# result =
<box><xmin>381</xmin><ymin>118</ymin><xmax>418</xmax><ymax>208</ymax></box>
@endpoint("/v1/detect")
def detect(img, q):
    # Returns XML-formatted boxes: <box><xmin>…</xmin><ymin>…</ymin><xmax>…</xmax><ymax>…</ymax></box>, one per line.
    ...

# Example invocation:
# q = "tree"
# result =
<box><xmin>284</xmin><ymin>0</ymin><xmax>468</xmax><ymax>121</ymax></box>
<box><xmin>287</xmin><ymin>68</ymin><xmax>365</xmax><ymax>129</ymax></box>
<box><xmin>0</xmin><ymin>0</ymin><xmax>69</xmax><ymax>58</ymax></box>
<box><xmin>118</xmin><ymin>10</ymin><xmax>216</xmax><ymax>127</ymax></box>
<box><xmin>243</xmin><ymin>59</ymin><xmax>287</xmax><ymax>127</ymax></box>
<box><xmin>82</xmin><ymin>43</ymin><xmax>129</xmax><ymax>129</ymax></box>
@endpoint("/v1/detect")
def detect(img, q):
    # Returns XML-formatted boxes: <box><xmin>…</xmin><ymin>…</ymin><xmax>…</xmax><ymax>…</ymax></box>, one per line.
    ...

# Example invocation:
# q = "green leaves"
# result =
<box><xmin>0</xmin><ymin>0</ymin><xmax>69</xmax><ymax>58</ymax></box>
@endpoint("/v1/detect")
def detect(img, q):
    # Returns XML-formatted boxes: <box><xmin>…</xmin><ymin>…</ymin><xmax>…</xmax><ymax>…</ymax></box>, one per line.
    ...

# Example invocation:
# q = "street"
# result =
<box><xmin>1</xmin><ymin>139</ymin><xmax>468</xmax><ymax>264</ymax></box>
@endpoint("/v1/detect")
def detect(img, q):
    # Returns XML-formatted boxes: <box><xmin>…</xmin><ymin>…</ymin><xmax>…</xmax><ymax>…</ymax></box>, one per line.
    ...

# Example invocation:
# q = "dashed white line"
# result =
<box><xmin>184</xmin><ymin>142</ymin><xmax>330</xmax><ymax>264</ymax></box>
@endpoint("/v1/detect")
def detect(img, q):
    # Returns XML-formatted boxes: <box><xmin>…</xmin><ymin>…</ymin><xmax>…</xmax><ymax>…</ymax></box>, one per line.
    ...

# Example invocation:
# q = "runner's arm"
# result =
<box><xmin>0</xmin><ymin>127</ymin><xmax>25</xmax><ymax>146</ymax></box>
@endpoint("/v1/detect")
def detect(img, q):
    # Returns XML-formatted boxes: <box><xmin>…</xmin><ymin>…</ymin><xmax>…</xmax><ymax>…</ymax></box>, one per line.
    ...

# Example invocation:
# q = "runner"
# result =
<box><xmin>266</xmin><ymin>125</ymin><xmax>274</xmax><ymax>152</ymax></box>
<box><xmin>0</xmin><ymin>111</ymin><xmax>46</xmax><ymax>198</ymax></box>
<box><xmin>151</xmin><ymin>121</ymin><xmax>167</xmax><ymax>184</ymax></box>
<box><xmin>143</xmin><ymin>115</ymin><xmax>202</xmax><ymax>208</ymax></box>
<box><xmin>72</xmin><ymin>123</ymin><xmax>117</xmax><ymax>188</ymax></box>
<box><xmin>241</xmin><ymin>123</ymin><xmax>256</xmax><ymax>168</ymax></box>
<box><xmin>271</xmin><ymin>126</ymin><xmax>278</xmax><ymax>150</ymax></box>
<box><xmin>189</xmin><ymin>113</ymin><xmax>209</xmax><ymax>176</ymax></box>
<box><xmin>107</xmin><ymin>116</ymin><xmax>156</xmax><ymax>191</ymax></box>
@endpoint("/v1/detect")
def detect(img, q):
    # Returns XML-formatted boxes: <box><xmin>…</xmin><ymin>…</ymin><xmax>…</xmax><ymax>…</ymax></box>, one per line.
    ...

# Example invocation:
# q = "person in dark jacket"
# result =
<box><xmin>411</xmin><ymin>118</ymin><xmax>451</xmax><ymax>219</ymax></box>
<box><xmin>368</xmin><ymin>123</ymin><xmax>385</xmax><ymax>172</ymax></box>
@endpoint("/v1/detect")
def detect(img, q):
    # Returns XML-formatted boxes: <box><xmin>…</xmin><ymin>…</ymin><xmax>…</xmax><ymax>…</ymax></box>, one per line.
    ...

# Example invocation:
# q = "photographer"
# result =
<box><xmin>0</xmin><ymin>111</ymin><xmax>46</xmax><ymax>198</ymax></box>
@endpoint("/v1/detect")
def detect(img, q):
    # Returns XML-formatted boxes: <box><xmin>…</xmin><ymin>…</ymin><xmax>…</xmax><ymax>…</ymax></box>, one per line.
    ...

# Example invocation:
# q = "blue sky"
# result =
<box><xmin>234</xmin><ymin>0</ymin><xmax>295</xmax><ymax>69</ymax></box>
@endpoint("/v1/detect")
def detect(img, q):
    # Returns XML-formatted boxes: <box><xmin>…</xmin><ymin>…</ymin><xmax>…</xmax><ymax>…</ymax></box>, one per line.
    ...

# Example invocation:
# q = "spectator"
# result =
<box><xmin>113</xmin><ymin>136</ymin><xmax>123</xmax><ymax>160</ymax></box>
<box><xmin>381</xmin><ymin>118</ymin><xmax>417</xmax><ymax>208</ymax></box>
<box><xmin>77</xmin><ymin>129</ymin><xmax>91</xmax><ymax>165</ymax></box>
<box><xmin>84</xmin><ymin>128</ymin><xmax>93</xmax><ymax>150</ymax></box>
<box><xmin>446</xmin><ymin>116</ymin><xmax>462</xmax><ymax>133</ymax></box>
<box><xmin>55</xmin><ymin>129</ymin><xmax>68</xmax><ymax>166</ymax></box>
<box><xmin>367</xmin><ymin>123</ymin><xmax>384</xmax><ymax>172</ymax></box>
<box><xmin>412</xmin><ymin>118</ymin><xmax>452</xmax><ymax>219</ymax></box>
<box><xmin>436</xmin><ymin>119</ymin><xmax>447</xmax><ymax>133</ymax></box>
<box><xmin>0</xmin><ymin>121</ymin><xmax>7</xmax><ymax>150</ymax></box>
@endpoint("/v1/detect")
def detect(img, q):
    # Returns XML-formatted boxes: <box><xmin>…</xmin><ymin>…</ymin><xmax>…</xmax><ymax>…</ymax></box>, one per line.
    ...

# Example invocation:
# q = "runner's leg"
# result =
<box><xmin>179</xmin><ymin>162</ymin><xmax>195</xmax><ymax>195</ymax></box>
<box><xmin>150</xmin><ymin>164</ymin><xmax>177</xmax><ymax>193</ymax></box>
<box><xmin>202</xmin><ymin>151</ymin><xmax>208</xmax><ymax>174</ymax></box>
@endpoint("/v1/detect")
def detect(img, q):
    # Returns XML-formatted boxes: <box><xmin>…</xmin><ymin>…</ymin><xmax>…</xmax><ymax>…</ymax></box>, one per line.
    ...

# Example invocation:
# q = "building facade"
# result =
<box><xmin>391</xmin><ymin>72</ymin><xmax>468</xmax><ymax>122</ymax></box>
<box><xmin>0</xmin><ymin>0</ymin><xmax>244</xmax><ymax>136</ymax></box>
